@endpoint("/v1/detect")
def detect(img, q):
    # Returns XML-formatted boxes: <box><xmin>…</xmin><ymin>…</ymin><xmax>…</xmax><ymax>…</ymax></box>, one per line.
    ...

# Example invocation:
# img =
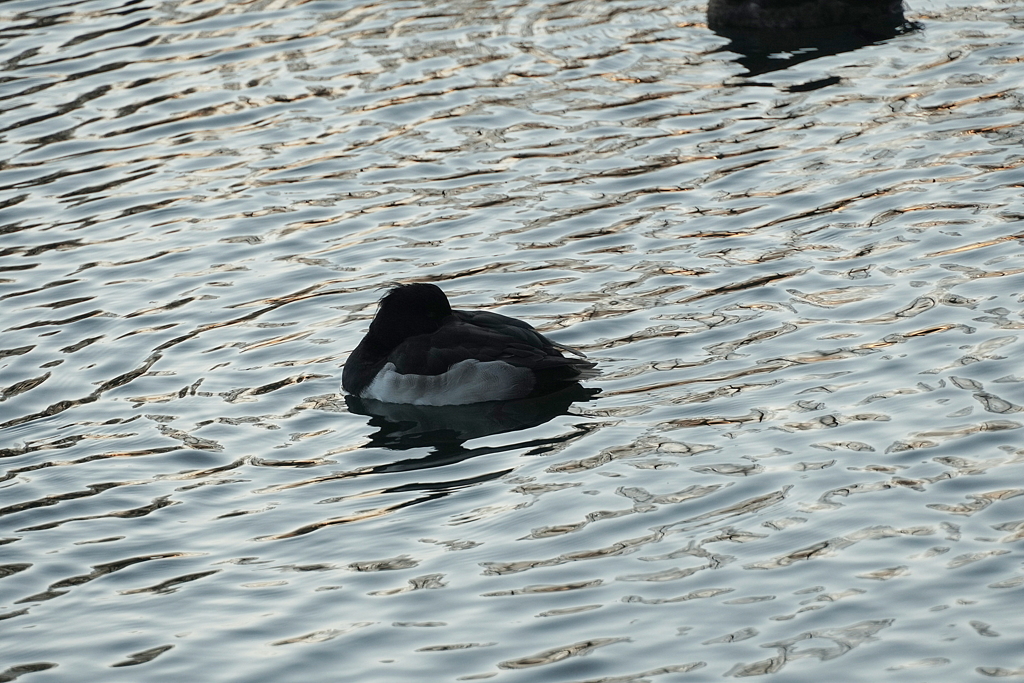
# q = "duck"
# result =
<box><xmin>342</xmin><ymin>283</ymin><xmax>596</xmax><ymax>406</ymax></box>
<box><xmin>707</xmin><ymin>0</ymin><xmax>906</xmax><ymax>33</ymax></box>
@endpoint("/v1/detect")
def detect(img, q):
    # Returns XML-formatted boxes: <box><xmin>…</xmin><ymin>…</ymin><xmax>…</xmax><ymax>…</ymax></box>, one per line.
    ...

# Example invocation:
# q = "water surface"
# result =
<box><xmin>2</xmin><ymin>0</ymin><xmax>1024</xmax><ymax>681</ymax></box>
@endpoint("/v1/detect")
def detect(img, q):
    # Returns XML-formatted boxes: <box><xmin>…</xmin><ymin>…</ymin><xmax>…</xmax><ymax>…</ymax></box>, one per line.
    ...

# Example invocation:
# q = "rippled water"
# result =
<box><xmin>3</xmin><ymin>0</ymin><xmax>1024</xmax><ymax>680</ymax></box>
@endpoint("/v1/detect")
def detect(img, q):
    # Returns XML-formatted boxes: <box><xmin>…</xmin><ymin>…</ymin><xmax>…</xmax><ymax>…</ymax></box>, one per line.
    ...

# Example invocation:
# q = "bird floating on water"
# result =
<box><xmin>707</xmin><ymin>0</ymin><xmax>907</xmax><ymax>32</ymax></box>
<box><xmin>342</xmin><ymin>283</ymin><xmax>596</xmax><ymax>406</ymax></box>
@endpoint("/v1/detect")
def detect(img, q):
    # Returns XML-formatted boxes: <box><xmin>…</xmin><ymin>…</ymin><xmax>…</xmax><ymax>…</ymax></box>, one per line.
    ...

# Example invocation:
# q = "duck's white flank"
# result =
<box><xmin>360</xmin><ymin>359</ymin><xmax>535</xmax><ymax>406</ymax></box>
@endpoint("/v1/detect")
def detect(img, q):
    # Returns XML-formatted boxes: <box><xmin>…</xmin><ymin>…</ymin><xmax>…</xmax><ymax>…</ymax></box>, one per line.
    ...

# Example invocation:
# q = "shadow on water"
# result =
<box><xmin>712</xmin><ymin>17</ymin><xmax>921</xmax><ymax>78</ymax></box>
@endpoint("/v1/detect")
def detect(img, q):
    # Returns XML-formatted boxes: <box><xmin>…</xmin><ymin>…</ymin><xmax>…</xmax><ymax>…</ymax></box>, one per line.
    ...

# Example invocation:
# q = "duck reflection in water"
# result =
<box><xmin>343</xmin><ymin>282</ymin><xmax>599</xmax><ymax>453</ymax></box>
<box><xmin>325</xmin><ymin>389</ymin><xmax>600</xmax><ymax>531</ymax></box>
<box><xmin>707</xmin><ymin>0</ymin><xmax>919</xmax><ymax>78</ymax></box>
<box><xmin>346</xmin><ymin>383</ymin><xmax>598</xmax><ymax>453</ymax></box>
